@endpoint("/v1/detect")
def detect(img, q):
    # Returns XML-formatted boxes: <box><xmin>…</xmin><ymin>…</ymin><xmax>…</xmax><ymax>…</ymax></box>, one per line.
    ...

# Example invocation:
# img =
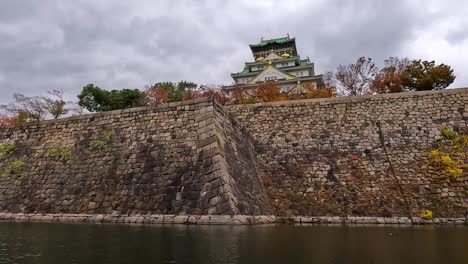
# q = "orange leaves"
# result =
<box><xmin>370</xmin><ymin>57</ymin><xmax>409</xmax><ymax>94</ymax></box>
<box><xmin>256</xmin><ymin>81</ymin><xmax>285</xmax><ymax>102</ymax></box>
<box><xmin>145</xmin><ymin>86</ymin><xmax>170</xmax><ymax>105</ymax></box>
<box><xmin>303</xmin><ymin>83</ymin><xmax>336</xmax><ymax>99</ymax></box>
<box><xmin>181</xmin><ymin>90</ymin><xmax>203</xmax><ymax>101</ymax></box>
<box><xmin>199</xmin><ymin>86</ymin><xmax>229</xmax><ymax>105</ymax></box>
<box><xmin>182</xmin><ymin>85</ymin><xmax>229</xmax><ymax>105</ymax></box>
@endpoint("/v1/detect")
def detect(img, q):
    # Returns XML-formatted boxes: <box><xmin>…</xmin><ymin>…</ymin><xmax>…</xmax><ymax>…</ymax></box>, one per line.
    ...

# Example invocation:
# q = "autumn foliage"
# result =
<box><xmin>229</xmin><ymin>81</ymin><xmax>335</xmax><ymax>105</ymax></box>
<box><xmin>197</xmin><ymin>85</ymin><xmax>229</xmax><ymax>105</ymax></box>
<box><xmin>0</xmin><ymin>118</ymin><xmax>15</xmax><ymax>127</ymax></box>
<box><xmin>144</xmin><ymin>86</ymin><xmax>171</xmax><ymax>104</ymax></box>
<box><xmin>0</xmin><ymin>115</ymin><xmax>22</xmax><ymax>129</ymax></box>
<box><xmin>334</xmin><ymin>56</ymin><xmax>456</xmax><ymax>95</ymax></box>
<box><xmin>256</xmin><ymin>81</ymin><xmax>287</xmax><ymax>102</ymax></box>
<box><xmin>401</xmin><ymin>60</ymin><xmax>455</xmax><ymax>91</ymax></box>
<box><xmin>371</xmin><ymin>57</ymin><xmax>409</xmax><ymax>93</ymax></box>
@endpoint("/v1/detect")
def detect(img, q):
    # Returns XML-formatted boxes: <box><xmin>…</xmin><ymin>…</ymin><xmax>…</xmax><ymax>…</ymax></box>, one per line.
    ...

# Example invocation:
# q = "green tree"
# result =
<box><xmin>77</xmin><ymin>84</ymin><xmax>144</xmax><ymax>112</ymax></box>
<box><xmin>402</xmin><ymin>60</ymin><xmax>455</xmax><ymax>91</ymax></box>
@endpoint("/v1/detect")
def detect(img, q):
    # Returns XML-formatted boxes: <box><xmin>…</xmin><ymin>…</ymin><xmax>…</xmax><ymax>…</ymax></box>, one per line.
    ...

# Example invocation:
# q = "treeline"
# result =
<box><xmin>77</xmin><ymin>81</ymin><xmax>227</xmax><ymax>112</ymax></box>
<box><xmin>0</xmin><ymin>56</ymin><xmax>456</xmax><ymax>124</ymax></box>
<box><xmin>0</xmin><ymin>81</ymin><xmax>226</xmax><ymax>123</ymax></box>
<box><xmin>332</xmin><ymin>57</ymin><xmax>455</xmax><ymax>96</ymax></box>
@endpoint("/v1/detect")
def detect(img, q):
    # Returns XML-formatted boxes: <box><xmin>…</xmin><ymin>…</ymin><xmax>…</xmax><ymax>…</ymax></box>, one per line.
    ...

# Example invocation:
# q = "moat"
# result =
<box><xmin>0</xmin><ymin>222</ymin><xmax>466</xmax><ymax>264</ymax></box>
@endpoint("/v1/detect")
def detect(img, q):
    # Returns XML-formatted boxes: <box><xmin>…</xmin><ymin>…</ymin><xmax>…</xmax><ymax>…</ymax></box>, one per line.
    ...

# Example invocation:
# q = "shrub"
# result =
<box><xmin>87</xmin><ymin>130</ymin><xmax>115</xmax><ymax>153</ymax></box>
<box><xmin>0</xmin><ymin>143</ymin><xmax>16</xmax><ymax>154</ymax></box>
<box><xmin>49</xmin><ymin>146</ymin><xmax>74</xmax><ymax>160</ymax></box>
<box><xmin>440</xmin><ymin>125</ymin><xmax>456</xmax><ymax>140</ymax></box>
<box><xmin>420</xmin><ymin>209</ymin><xmax>433</xmax><ymax>220</ymax></box>
<box><xmin>0</xmin><ymin>143</ymin><xmax>16</xmax><ymax>160</ymax></box>
<box><xmin>427</xmin><ymin>126</ymin><xmax>466</xmax><ymax>179</ymax></box>
<box><xmin>1</xmin><ymin>159</ymin><xmax>25</xmax><ymax>177</ymax></box>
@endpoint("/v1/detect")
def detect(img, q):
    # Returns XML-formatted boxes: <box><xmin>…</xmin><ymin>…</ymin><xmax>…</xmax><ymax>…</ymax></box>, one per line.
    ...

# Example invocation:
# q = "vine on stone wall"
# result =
<box><xmin>0</xmin><ymin>143</ymin><xmax>26</xmax><ymax>177</ymax></box>
<box><xmin>1</xmin><ymin>159</ymin><xmax>25</xmax><ymax>177</ymax></box>
<box><xmin>49</xmin><ymin>146</ymin><xmax>75</xmax><ymax>160</ymax></box>
<box><xmin>86</xmin><ymin>130</ymin><xmax>116</xmax><ymax>154</ymax></box>
<box><xmin>0</xmin><ymin>143</ymin><xmax>16</xmax><ymax>160</ymax></box>
<box><xmin>427</xmin><ymin>125</ymin><xmax>467</xmax><ymax>179</ymax></box>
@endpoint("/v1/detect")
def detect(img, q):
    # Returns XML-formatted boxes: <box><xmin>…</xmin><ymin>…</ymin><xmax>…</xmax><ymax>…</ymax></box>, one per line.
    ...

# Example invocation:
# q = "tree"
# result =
<box><xmin>256</xmin><ymin>81</ymin><xmax>285</xmax><ymax>102</ymax></box>
<box><xmin>0</xmin><ymin>93</ymin><xmax>48</xmax><ymax>121</ymax></box>
<box><xmin>402</xmin><ymin>60</ymin><xmax>455</xmax><ymax>91</ymax></box>
<box><xmin>77</xmin><ymin>84</ymin><xmax>144</xmax><ymax>112</ymax></box>
<box><xmin>144</xmin><ymin>85</ymin><xmax>171</xmax><ymax>105</ymax></box>
<box><xmin>181</xmin><ymin>88</ymin><xmax>203</xmax><ymax>101</ymax></box>
<box><xmin>230</xmin><ymin>85</ymin><xmax>250</xmax><ymax>105</ymax></box>
<box><xmin>176</xmin><ymin>81</ymin><xmax>198</xmax><ymax>101</ymax></box>
<box><xmin>149</xmin><ymin>81</ymin><xmax>198</xmax><ymax>102</ymax></box>
<box><xmin>303</xmin><ymin>82</ymin><xmax>336</xmax><ymax>99</ymax></box>
<box><xmin>44</xmin><ymin>90</ymin><xmax>69</xmax><ymax>119</ymax></box>
<box><xmin>335</xmin><ymin>57</ymin><xmax>378</xmax><ymax>96</ymax></box>
<box><xmin>371</xmin><ymin>57</ymin><xmax>410</xmax><ymax>94</ymax></box>
<box><xmin>77</xmin><ymin>84</ymin><xmax>107</xmax><ymax>112</ymax></box>
<box><xmin>198</xmin><ymin>85</ymin><xmax>229</xmax><ymax>105</ymax></box>
<box><xmin>316</xmin><ymin>71</ymin><xmax>337</xmax><ymax>97</ymax></box>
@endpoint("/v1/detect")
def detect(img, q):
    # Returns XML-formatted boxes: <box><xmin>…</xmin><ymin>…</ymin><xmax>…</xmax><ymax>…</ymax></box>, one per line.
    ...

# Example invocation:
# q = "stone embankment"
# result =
<box><xmin>1</xmin><ymin>88</ymin><xmax>467</xmax><ymax>225</ymax></box>
<box><xmin>0</xmin><ymin>213</ymin><xmax>465</xmax><ymax>225</ymax></box>
<box><xmin>228</xmin><ymin>88</ymin><xmax>468</xmax><ymax>218</ymax></box>
<box><xmin>0</xmin><ymin>213</ymin><xmax>276</xmax><ymax>225</ymax></box>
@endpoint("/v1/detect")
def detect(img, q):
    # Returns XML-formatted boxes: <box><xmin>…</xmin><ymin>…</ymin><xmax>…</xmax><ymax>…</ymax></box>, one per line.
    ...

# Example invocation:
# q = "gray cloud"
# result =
<box><xmin>1</xmin><ymin>0</ymin><xmax>467</xmax><ymax>104</ymax></box>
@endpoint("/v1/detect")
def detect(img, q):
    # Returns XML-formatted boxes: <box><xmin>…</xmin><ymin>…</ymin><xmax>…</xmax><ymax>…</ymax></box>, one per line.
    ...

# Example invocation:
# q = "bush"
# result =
<box><xmin>420</xmin><ymin>209</ymin><xmax>433</xmax><ymax>220</ymax></box>
<box><xmin>87</xmin><ymin>130</ymin><xmax>115</xmax><ymax>153</ymax></box>
<box><xmin>49</xmin><ymin>146</ymin><xmax>74</xmax><ymax>160</ymax></box>
<box><xmin>1</xmin><ymin>159</ymin><xmax>25</xmax><ymax>177</ymax></box>
<box><xmin>0</xmin><ymin>143</ymin><xmax>16</xmax><ymax>160</ymax></box>
<box><xmin>427</xmin><ymin>126</ymin><xmax>466</xmax><ymax>179</ymax></box>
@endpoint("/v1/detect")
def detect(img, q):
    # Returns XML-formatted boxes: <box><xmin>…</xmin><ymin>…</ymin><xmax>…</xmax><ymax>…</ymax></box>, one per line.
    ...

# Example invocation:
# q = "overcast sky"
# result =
<box><xmin>1</xmin><ymin>0</ymin><xmax>467</xmax><ymax>103</ymax></box>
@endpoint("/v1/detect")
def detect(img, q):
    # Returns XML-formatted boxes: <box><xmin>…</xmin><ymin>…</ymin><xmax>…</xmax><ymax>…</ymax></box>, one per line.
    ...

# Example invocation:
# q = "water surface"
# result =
<box><xmin>0</xmin><ymin>222</ymin><xmax>466</xmax><ymax>264</ymax></box>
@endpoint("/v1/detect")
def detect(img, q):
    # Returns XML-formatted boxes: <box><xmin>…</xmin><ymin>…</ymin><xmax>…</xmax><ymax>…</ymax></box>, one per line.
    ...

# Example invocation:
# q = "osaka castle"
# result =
<box><xmin>223</xmin><ymin>35</ymin><xmax>323</xmax><ymax>95</ymax></box>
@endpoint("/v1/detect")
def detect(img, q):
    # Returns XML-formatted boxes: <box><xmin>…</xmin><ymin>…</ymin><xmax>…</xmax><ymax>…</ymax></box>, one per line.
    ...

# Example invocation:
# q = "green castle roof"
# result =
<box><xmin>231</xmin><ymin>57</ymin><xmax>314</xmax><ymax>77</ymax></box>
<box><xmin>250</xmin><ymin>36</ymin><xmax>294</xmax><ymax>47</ymax></box>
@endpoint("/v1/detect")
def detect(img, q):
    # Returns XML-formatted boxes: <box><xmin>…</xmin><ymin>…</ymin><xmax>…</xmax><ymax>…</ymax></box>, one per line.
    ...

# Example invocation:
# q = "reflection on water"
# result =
<box><xmin>0</xmin><ymin>222</ymin><xmax>467</xmax><ymax>264</ymax></box>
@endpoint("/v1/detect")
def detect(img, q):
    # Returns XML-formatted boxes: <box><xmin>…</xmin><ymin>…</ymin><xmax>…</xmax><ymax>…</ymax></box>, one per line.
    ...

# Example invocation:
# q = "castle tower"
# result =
<box><xmin>223</xmin><ymin>35</ymin><xmax>323</xmax><ymax>96</ymax></box>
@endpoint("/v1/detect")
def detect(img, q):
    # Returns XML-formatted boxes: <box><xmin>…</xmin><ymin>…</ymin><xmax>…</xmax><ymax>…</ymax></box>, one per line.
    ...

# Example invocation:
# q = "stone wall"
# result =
<box><xmin>0</xmin><ymin>98</ymin><xmax>272</xmax><ymax>216</ymax></box>
<box><xmin>227</xmin><ymin>88</ymin><xmax>468</xmax><ymax>218</ymax></box>
<box><xmin>213</xmin><ymin>103</ymin><xmax>272</xmax><ymax>215</ymax></box>
<box><xmin>1</xmin><ymin>89</ymin><xmax>467</xmax><ymax>219</ymax></box>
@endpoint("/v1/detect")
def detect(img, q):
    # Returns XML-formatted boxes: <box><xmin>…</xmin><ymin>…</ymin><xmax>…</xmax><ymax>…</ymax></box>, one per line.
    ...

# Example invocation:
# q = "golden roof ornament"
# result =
<box><xmin>268</xmin><ymin>60</ymin><xmax>272</xmax><ymax>65</ymax></box>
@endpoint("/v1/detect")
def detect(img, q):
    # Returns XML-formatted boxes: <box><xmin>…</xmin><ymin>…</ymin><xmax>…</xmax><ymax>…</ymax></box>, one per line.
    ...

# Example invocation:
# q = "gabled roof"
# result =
<box><xmin>247</xmin><ymin>63</ymin><xmax>296</xmax><ymax>84</ymax></box>
<box><xmin>264</xmin><ymin>52</ymin><xmax>282</xmax><ymax>60</ymax></box>
<box><xmin>222</xmin><ymin>75</ymin><xmax>325</xmax><ymax>90</ymax></box>
<box><xmin>232</xmin><ymin>57</ymin><xmax>314</xmax><ymax>78</ymax></box>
